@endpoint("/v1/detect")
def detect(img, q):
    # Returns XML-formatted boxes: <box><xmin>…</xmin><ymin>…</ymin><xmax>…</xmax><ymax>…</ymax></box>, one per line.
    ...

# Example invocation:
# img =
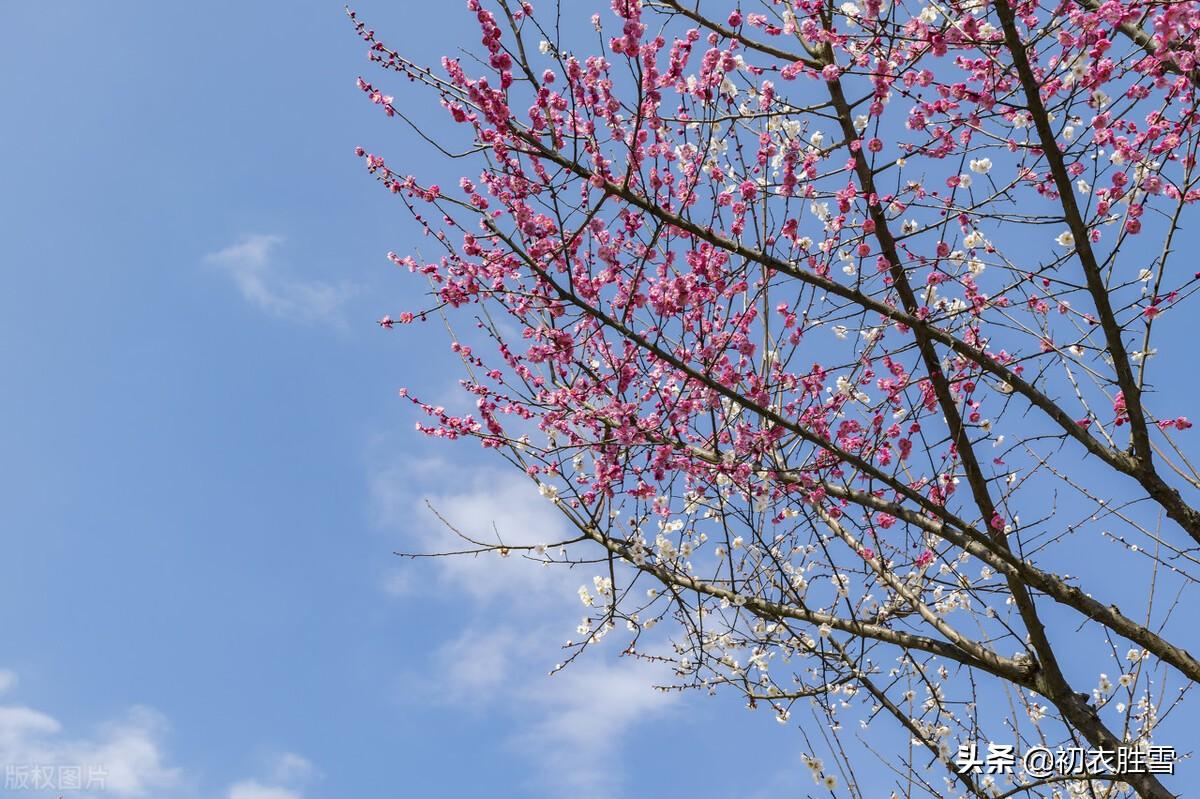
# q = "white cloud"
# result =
<box><xmin>0</xmin><ymin>669</ymin><xmax>17</xmax><ymax>695</ymax></box>
<box><xmin>205</xmin><ymin>234</ymin><xmax>355</xmax><ymax>324</ymax></box>
<box><xmin>0</xmin><ymin>697</ymin><xmax>180</xmax><ymax>798</ymax></box>
<box><xmin>420</xmin><ymin>623</ymin><xmax>677</xmax><ymax>798</ymax></box>
<box><xmin>0</xmin><ymin>706</ymin><xmax>60</xmax><ymax>744</ymax></box>
<box><xmin>269</xmin><ymin>752</ymin><xmax>313</xmax><ymax>783</ymax></box>
<box><xmin>430</xmin><ymin>627</ymin><xmax>524</xmax><ymax>701</ymax></box>
<box><xmin>371</xmin><ymin>457</ymin><xmax>680</xmax><ymax>796</ymax></box>
<box><xmin>515</xmin><ymin>658</ymin><xmax>677</xmax><ymax>798</ymax></box>
<box><xmin>225</xmin><ymin>752</ymin><xmax>313</xmax><ymax>799</ymax></box>
<box><xmin>0</xmin><ymin>671</ymin><xmax>315</xmax><ymax>799</ymax></box>
<box><xmin>227</xmin><ymin>780</ymin><xmax>300</xmax><ymax>799</ymax></box>
<box><xmin>370</xmin><ymin>458</ymin><xmax>576</xmax><ymax>601</ymax></box>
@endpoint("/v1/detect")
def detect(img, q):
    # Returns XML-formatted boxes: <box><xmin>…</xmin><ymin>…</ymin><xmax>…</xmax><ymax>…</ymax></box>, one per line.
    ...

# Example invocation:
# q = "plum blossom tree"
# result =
<box><xmin>352</xmin><ymin>0</ymin><xmax>1200</xmax><ymax>796</ymax></box>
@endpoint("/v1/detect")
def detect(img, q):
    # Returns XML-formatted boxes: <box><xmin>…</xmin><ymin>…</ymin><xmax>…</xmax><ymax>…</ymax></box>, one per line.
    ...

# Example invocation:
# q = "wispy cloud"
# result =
<box><xmin>205</xmin><ymin>234</ymin><xmax>356</xmax><ymax>325</ymax></box>
<box><xmin>225</xmin><ymin>752</ymin><xmax>314</xmax><ymax>799</ymax></box>
<box><xmin>0</xmin><ymin>677</ymin><xmax>181</xmax><ymax>798</ymax></box>
<box><xmin>431</xmin><ymin>626</ymin><xmax>528</xmax><ymax>701</ymax></box>
<box><xmin>0</xmin><ymin>669</ymin><xmax>318</xmax><ymax>799</ymax></box>
<box><xmin>227</xmin><ymin>781</ymin><xmax>300</xmax><ymax>799</ymax></box>
<box><xmin>421</xmin><ymin>622</ymin><xmax>677</xmax><ymax>797</ymax></box>
<box><xmin>370</xmin><ymin>458</ymin><xmax>680</xmax><ymax>797</ymax></box>
<box><xmin>370</xmin><ymin>458</ymin><xmax>580</xmax><ymax>601</ymax></box>
<box><xmin>269</xmin><ymin>752</ymin><xmax>313</xmax><ymax>784</ymax></box>
<box><xmin>513</xmin><ymin>658</ymin><xmax>676</xmax><ymax>798</ymax></box>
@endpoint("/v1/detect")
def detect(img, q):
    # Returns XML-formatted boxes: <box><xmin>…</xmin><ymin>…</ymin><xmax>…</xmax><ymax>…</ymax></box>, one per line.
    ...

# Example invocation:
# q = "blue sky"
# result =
<box><xmin>6</xmin><ymin>3</ymin><xmax>1199</xmax><ymax>799</ymax></box>
<box><xmin>0</xmin><ymin>4</ymin><xmax>815</xmax><ymax>798</ymax></box>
